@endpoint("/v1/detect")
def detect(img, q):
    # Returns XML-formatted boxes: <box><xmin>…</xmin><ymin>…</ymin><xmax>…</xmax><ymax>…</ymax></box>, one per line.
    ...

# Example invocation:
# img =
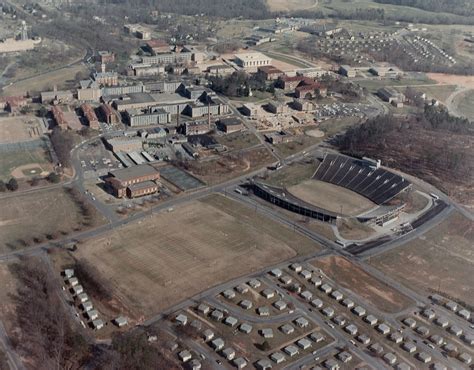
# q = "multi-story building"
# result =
<box><xmin>258</xmin><ymin>65</ymin><xmax>285</xmax><ymax>81</ymax></box>
<box><xmin>125</xmin><ymin>107</ymin><xmax>171</xmax><ymax>127</ymax></box>
<box><xmin>77</xmin><ymin>80</ymin><xmax>101</xmax><ymax>102</ymax></box>
<box><xmin>97</xmin><ymin>51</ymin><xmax>115</xmax><ymax>64</ymax></box>
<box><xmin>99</xmin><ymin>104</ymin><xmax>119</xmax><ymax>124</ymax></box>
<box><xmin>105</xmin><ymin>164</ymin><xmax>160</xmax><ymax>198</ymax></box>
<box><xmin>51</xmin><ymin>105</ymin><xmax>68</xmax><ymax>129</ymax></box>
<box><xmin>234</xmin><ymin>52</ymin><xmax>272</xmax><ymax>71</ymax></box>
<box><xmin>267</xmin><ymin>101</ymin><xmax>289</xmax><ymax>114</ymax></box>
<box><xmin>141</xmin><ymin>52</ymin><xmax>193</xmax><ymax>65</ymax></box>
<box><xmin>104</xmin><ymin>136</ymin><xmax>143</xmax><ymax>152</ymax></box>
<box><xmin>81</xmin><ymin>103</ymin><xmax>100</xmax><ymax>129</ymax></box>
<box><xmin>146</xmin><ymin>39</ymin><xmax>170</xmax><ymax>55</ymax></box>
<box><xmin>217</xmin><ymin>117</ymin><xmax>244</xmax><ymax>134</ymax></box>
<box><xmin>182</xmin><ymin>121</ymin><xmax>211</xmax><ymax>136</ymax></box>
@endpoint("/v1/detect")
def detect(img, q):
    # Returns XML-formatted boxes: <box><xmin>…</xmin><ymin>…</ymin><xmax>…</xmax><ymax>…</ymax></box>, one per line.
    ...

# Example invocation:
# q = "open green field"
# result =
<box><xmin>456</xmin><ymin>89</ymin><xmax>474</xmax><ymax>121</ymax></box>
<box><xmin>74</xmin><ymin>195</ymin><xmax>320</xmax><ymax>317</ymax></box>
<box><xmin>0</xmin><ymin>147</ymin><xmax>51</xmax><ymax>181</ymax></box>
<box><xmin>370</xmin><ymin>211</ymin><xmax>474</xmax><ymax>307</ymax></box>
<box><xmin>408</xmin><ymin>84</ymin><xmax>457</xmax><ymax>104</ymax></box>
<box><xmin>215</xmin><ymin>131</ymin><xmax>260</xmax><ymax>151</ymax></box>
<box><xmin>0</xmin><ymin>188</ymin><xmax>86</xmax><ymax>252</ymax></box>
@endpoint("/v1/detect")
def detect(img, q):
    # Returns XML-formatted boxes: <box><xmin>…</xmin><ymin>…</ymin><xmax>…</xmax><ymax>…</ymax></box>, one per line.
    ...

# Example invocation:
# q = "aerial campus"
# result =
<box><xmin>0</xmin><ymin>0</ymin><xmax>473</xmax><ymax>369</ymax></box>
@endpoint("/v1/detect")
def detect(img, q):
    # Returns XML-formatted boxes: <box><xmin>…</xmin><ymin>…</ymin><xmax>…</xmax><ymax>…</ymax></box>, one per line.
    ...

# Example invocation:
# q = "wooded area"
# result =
<box><xmin>374</xmin><ymin>0</ymin><xmax>474</xmax><ymax>17</ymax></box>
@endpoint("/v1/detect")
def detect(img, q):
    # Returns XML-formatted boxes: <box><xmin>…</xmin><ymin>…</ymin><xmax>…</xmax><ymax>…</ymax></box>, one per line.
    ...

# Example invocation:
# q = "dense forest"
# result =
<box><xmin>102</xmin><ymin>0</ymin><xmax>270</xmax><ymax>19</ymax></box>
<box><xmin>374</xmin><ymin>0</ymin><xmax>474</xmax><ymax>17</ymax></box>
<box><xmin>334</xmin><ymin>106</ymin><xmax>473</xmax><ymax>203</ymax></box>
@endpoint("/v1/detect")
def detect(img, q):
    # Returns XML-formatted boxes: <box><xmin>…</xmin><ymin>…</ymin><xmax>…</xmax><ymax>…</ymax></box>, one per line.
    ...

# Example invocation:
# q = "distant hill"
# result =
<box><xmin>374</xmin><ymin>0</ymin><xmax>474</xmax><ymax>17</ymax></box>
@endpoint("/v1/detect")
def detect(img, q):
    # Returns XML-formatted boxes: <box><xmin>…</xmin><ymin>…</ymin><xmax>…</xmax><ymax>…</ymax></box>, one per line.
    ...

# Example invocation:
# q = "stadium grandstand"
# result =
<box><xmin>313</xmin><ymin>154</ymin><xmax>411</xmax><ymax>205</ymax></box>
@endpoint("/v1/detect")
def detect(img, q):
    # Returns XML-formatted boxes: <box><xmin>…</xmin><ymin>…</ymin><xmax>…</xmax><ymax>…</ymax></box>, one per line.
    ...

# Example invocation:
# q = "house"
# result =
<box><xmin>448</xmin><ymin>325</ymin><xmax>462</xmax><ymax>336</ymax></box>
<box><xmin>270</xmin><ymin>352</ymin><xmax>285</xmax><ymax>364</ymax></box>
<box><xmin>323</xmin><ymin>359</ymin><xmax>339</xmax><ymax>370</ymax></box>
<box><xmin>333</xmin><ymin>315</ymin><xmax>346</xmax><ymax>326</ymax></box>
<box><xmin>352</xmin><ymin>306</ymin><xmax>366</xmax><ymax>317</ymax></box>
<box><xmin>429</xmin><ymin>334</ymin><xmax>444</xmax><ymax>346</ymax></box>
<box><xmin>283</xmin><ymin>345</ymin><xmax>299</xmax><ymax>357</ymax></box>
<box><xmin>300</xmin><ymin>269</ymin><xmax>312</xmax><ymax>279</ymax></box>
<box><xmin>86</xmin><ymin>310</ymin><xmax>99</xmax><ymax>321</ymax></box>
<box><xmin>222</xmin><ymin>289</ymin><xmax>236</xmax><ymax>299</ymax></box>
<box><xmin>434</xmin><ymin>317</ymin><xmax>449</xmax><ymax>328</ymax></box>
<box><xmin>458</xmin><ymin>309</ymin><xmax>471</xmax><ymax>320</ymax></box>
<box><xmin>462</xmin><ymin>334</ymin><xmax>474</xmax><ymax>345</ymax></box>
<box><xmin>92</xmin><ymin>319</ymin><xmax>104</xmax><ymax>330</ymax></box>
<box><xmin>197</xmin><ymin>303</ymin><xmax>210</xmax><ymax>315</ymax></box>
<box><xmin>330</xmin><ymin>290</ymin><xmax>343</xmax><ymax>301</ymax></box>
<box><xmin>72</xmin><ymin>285</ymin><xmax>84</xmax><ymax>296</ymax></box>
<box><xmin>63</xmin><ymin>269</ymin><xmax>74</xmax><ymax>279</ymax></box>
<box><xmin>260</xmin><ymin>328</ymin><xmax>274</xmax><ymax>339</ymax></box>
<box><xmin>232</xmin><ymin>357</ymin><xmax>247</xmax><ymax>369</ymax></box>
<box><xmin>270</xmin><ymin>268</ymin><xmax>282</xmax><ymax>277</ymax></box>
<box><xmin>383</xmin><ymin>353</ymin><xmax>397</xmax><ymax>365</ymax></box>
<box><xmin>415</xmin><ymin>325</ymin><xmax>429</xmax><ymax>336</ymax></box>
<box><xmin>210</xmin><ymin>310</ymin><xmax>224</xmax><ymax>321</ymax></box>
<box><xmin>67</xmin><ymin>277</ymin><xmax>79</xmax><ymax>286</ymax></box>
<box><xmin>202</xmin><ymin>329</ymin><xmax>214</xmax><ymax>341</ymax></box>
<box><xmin>402</xmin><ymin>342</ymin><xmax>416</xmax><ymax>353</ymax></box>
<box><xmin>320</xmin><ymin>284</ymin><xmax>332</xmax><ymax>294</ymax></box>
<box><xmin>458</xmin><ymin>352</ymin><xmax>472</xmax><ymax>365</ymax></box>
<box><xmin>422</xmin><ymin>308</ymin><xmax>436</xmax><ymax>319</ymax></box>
<box><xmin>239</xmin><ymin>300</ymin><xmax>253</xmax><ymax>310</ymax></box>
<box><xmin>221</xmin><ymin>347</ymin><xmax>236</xmax><ymax>361</ymax></box>
<box><xmin>175</xmin><ymin>314</ymin><xmax>188</xmax><ymax>326</ymax></box>
<box><xmin>273</xmin><ymin>300</ymin><xmax>287</xmax><ymax>311</ymax></box>
<box><xmin>235</xmin><ymin>284</ymin><xmax>249</xmax><ymax>294</ymax></box>
<box><xmin>364</xmin><ymin>314</ymin><xmax>378</xmax><ymax>326</ymax></box>
<box><xmin>322</xmin><ymin>307</ymin><xmax>335</xmax><ymax>318</ymax></box>
<box><xmin>402</xmin><ymin>317</ymin><xmax>416</xmax><ymax>328</ymax></box>
<box><xmin>336</xmin><ymin>351</ymin><xmax>352</xmax><ymax>363</ymax></box>
<box><xmin>257</xmin><ymin>307</ymin><xmax>270</xmax><ymax>316</ymax></box>
<box><xmin>310</xmin><ymin>331</ymin><xmax>325</xmax><ymax>343</ymax></box>
<box><xmin>297</xmin><ymin>338</ymin><xmax>312</xmax><ymax>350</ymax></box>
<box><xmin>310</xmin><ymin>277</ymin><xmax>322</xmax><ymax>287</ymax></box>
<box><xmin>261</xmin><ymin>289</ymin><xmax>275</xmax><ymax>299</ymax></box>
<box><xmin>81</xmin><ymin>301</ymin><xmax>93</xmax><ymax>312</ymax></box>
<box><xmin>389</xmin><ymin>332</ymin><xmax>403</xmax><ymax>344</ymax></box>
<box><xmin>248</xmin><ymin>279</ymin><xmax>261</xmax><ymax>288</ymax></box>
<box><xmin>416</xmin><ymin>352</ymin><xmax>431</xmax><ymax>363</ymax></box>
<box><xmin>179</xmin><ymin>350</ymin><xmax>192</xmax><ymax>363</ymax></box>
<box><xmin>300</xmin><ymin>291</ymin><xmax>313</xmax><ymax>301</ymax></box>
<box><xmin>376</xmin><ymin>323</ymin><xmax>391</xmax><ymax>335</ymax></box>
<box><xmin>311</xmin><ymin>299</ymin><xmax>323</xmax><ymax>308</ymax></box>
<box><xmin>114</xmin><ymin>316</ymin><xmax>128</xmax><ymax>327</ymax></box>
<box><xmin>279</xmin><ymin>324</ymin><xmax>295</xmax><ymax>335</ymax></box>
<box><xmin>76</xmin><ymin>293</ymin><xmax>89</xmax><ymax>303</ymax></box>
<box><xmin>280</xmin><ymin>275</ymin><xmax>292</xmax><ymax>285</ymax></box>
<box><xmin>344</xmin><ymin>324</ymin><xmax>358</xmax><ymax>336</ymax></box>
<box><xmin>239</xmin><ymin>323</ymin><xmax>253</xmax><ymax>334</ymax></box>
<box><xmin>294</xmin><ymin>317</ymin><xmax>309</xmax><ymax>328</ymax></box>
<box><xmin>341</xmin><ymin>298</ymin><xmax>354</xmax><ymax>308</ymax></box>
<box><xmin>224</xmin><ymin>316</ymin><xmax>238</xmax><ymax>327</ymax></box>
<box><xmin>356</xmin><ymin>334</ymin><xmax>370</xmax><ymax>345</ymax></box>
<box><xmin>210</xmin><ymin>338</ymin><xmax>225</xmax><ymax>351</ymax></box>
<box><xmin>369</xmin><ymin>343</ymin><xmax>384</xmax><ymax>355</ymax></box>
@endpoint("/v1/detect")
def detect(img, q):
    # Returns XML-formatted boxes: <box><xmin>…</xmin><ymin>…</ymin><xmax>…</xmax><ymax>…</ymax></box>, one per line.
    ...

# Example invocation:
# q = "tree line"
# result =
<box><xmin>374</xmin><ymin>0</ymin><xmax>474</xmax><ymax>17</ymax></box>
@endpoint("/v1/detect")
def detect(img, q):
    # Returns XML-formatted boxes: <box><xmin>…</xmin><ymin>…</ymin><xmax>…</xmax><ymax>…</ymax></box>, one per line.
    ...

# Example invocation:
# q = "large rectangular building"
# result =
<box><xmin>125</xmin><ymin>107</ymin><xmax>171</xmax><ymax>127</ymax></box>
<box><xmin>105</xmin><ymin>164</ymin><xmax>160</xmax><ymax>198</ymax></box>
<box><xmin>234</xmin><ymin>52</ymin><xmax>272</xmax><ymax>71</ymax></box>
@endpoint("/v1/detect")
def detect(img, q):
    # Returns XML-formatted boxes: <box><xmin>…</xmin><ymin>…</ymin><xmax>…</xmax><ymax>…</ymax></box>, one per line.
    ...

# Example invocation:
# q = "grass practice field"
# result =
<box><xmin>76</xmin><ymin>195</ymin><xmax>320</xmax><ymax>317</ymax></box>
<box><xmin>0</xmin><ymin>188</ymin><xmax>85</xmax><ymax>252</ymax></box>
<box><xmin>370</xmin><ymin>211</ymin><xmax>474</xmax><ymax>307</ymax></box>
<box><xmin>0</xmin><ymin>147</ymin><xmax>51</xmax><ymax>180</ymax></box>
<box><xmin>0</xmin><ymin>116</ymin><xmax>42</xmax><ymax>144</ymax></box>
<box><xmin>312</xmin><ymin>256</ymin><xmax>414</xmax><ymax>313</ymax></box>
<box><xmin>288</xmin><ymin>180</ymin><xmax>376</xmax><ymax>216</ymax></box>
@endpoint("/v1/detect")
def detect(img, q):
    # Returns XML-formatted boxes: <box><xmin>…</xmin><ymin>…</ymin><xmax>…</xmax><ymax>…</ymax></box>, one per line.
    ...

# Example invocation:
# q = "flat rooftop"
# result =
<box><xmin>110</xmin><ymin>164</ymin><xmax>159</xmax><ymax>181</ymax></box>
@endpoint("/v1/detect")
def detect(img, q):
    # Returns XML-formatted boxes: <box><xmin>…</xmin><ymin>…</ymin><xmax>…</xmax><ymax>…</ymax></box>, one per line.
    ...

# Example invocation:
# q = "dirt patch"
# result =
<box><xmin>370</xmin><ymin>211</ymin><xmax>474</xmax><ymax>307</ymax></box>
<box><xmin>338</xmin><ymin>218</ymin><xmax>375</xmax><ymax>241</ymax></box>
<box><xmin>10</xmin><ymin>163</ymin><xmax>50</xmax><ymax>179</ymax></box>
<box><xmin>288</xmin><ymin>180</ymin><xmax>376</xmax><ymax>216</ymax></box>
<box><xmin>312</xmin><ymin>256</ymin><xmax>414</xmax><ymax>313</ymax></box>
<box><xmin>427</xmin><ymin>73</ymin><xmax>474</xmax><ymax>89</ymax></box>
<box><xmin>305</xmin><ymin>129</ymin><xmax>325</xmax><ymax>138</ymax></box>
<box><xmin>75</xmin><ymin>195</ymin><xmax>320</xmax><ymax>319</ymax></box>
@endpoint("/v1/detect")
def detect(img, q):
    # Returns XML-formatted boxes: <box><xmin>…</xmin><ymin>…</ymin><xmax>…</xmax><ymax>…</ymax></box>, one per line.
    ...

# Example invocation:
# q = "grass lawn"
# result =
<box><xmin>0</xmin><ymin>148</ymin><xmax>51</xmax><ymax>180</ymax></box>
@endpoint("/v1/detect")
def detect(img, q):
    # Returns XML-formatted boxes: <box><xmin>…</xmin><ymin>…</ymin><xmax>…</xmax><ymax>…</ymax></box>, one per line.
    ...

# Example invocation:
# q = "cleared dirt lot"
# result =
<box><xmin>370</xmin><ymin>211</ymin><xmax>474</xmax><ymax>307</ymax></box>
<box><xmin>288</xmin><ymin>180</ymin><xmax>376</xmax><ymax>216</ymax></box>
<box><xmin>76</xmin><ymin>195</ymin><xmax>321</xmax><ymax>318</ymax></box>
<box><xmin>312</xmin><ymin>256</ymin><xmax>414</xmax><ymax>313</ymax></box>
<box><xmin>0</xmin><ymin>188</ymin><xmax>94</xmax><ymax>252</ymax></box>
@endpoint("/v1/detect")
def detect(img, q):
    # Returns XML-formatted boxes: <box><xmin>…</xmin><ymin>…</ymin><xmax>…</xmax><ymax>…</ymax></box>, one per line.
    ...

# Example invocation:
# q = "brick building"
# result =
<box><xmin>105</xmin><ymin>164</ymin><xmax>160</xmax><ymax>198</ymax></box>
<box><xmin>81</xmin><ymin>103</ymin><xmax>100</xmax><ymax>129</ymax></box>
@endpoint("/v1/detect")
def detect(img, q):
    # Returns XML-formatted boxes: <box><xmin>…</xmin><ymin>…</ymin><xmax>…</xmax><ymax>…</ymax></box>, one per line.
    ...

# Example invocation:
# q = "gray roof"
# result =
<box><xmin>109</xmin><ymin>164</ymin><xmax>159</xmax><ymax>182</ymax></box>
